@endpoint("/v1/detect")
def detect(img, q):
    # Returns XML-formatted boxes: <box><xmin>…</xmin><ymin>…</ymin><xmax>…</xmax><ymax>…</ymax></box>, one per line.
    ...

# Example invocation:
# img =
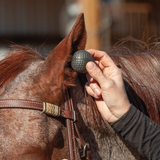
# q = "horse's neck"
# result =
<box><xmin>71</xmin><ymin>82</ymin><xmax>112</xmax><ymax>158</ymax></box>
<box><xmin>72</xmin><ymin>80</ymin><xmax>145</xmax><ymax>160</ymax></box>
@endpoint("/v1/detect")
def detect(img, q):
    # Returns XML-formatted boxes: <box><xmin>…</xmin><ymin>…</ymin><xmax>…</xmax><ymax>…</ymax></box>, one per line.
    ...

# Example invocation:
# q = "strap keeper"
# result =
<box><xmin>43</xmin><ymin>102</ymin><xmax>60</xmax><ymax>117</ymax></box>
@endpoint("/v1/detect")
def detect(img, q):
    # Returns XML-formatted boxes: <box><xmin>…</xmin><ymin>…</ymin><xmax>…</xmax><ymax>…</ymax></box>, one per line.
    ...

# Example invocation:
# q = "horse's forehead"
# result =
<box><xmin>0</xmin><ymin>60</ymin><xmax>44</xmax><ymax>100</ymax></box>
<box><xmin>13</xmin><ymin>60</ymin><xmax>43</xmax><ymax>81</ymax></box>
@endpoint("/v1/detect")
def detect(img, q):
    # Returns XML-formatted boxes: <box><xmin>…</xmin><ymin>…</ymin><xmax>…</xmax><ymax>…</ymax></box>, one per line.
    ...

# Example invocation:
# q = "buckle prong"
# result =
<box><xmin>73</xmin><ymin>111</ymin><xmax>76</xmax><ymax>122</ymax></box>
<box><xmin>81</xmin><ymin>143</ymin><xmax>90</xmax><ymax>158</ymax></box>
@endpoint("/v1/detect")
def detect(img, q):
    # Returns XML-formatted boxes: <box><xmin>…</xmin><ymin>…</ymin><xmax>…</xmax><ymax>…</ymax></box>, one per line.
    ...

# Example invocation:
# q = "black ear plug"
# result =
<box><xmin>71</xmin><ymin>50</ymin><xmax>94</xmax><ymax>73</ymax></box>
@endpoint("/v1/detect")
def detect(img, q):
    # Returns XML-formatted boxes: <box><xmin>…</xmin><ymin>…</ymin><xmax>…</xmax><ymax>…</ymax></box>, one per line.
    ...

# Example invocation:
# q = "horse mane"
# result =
<box><xmin>0</xmin><ymin>45</ymin><xmax>45</xmax><ymax>89</ymax></box>
<box><xmin>108</xmin><ymin>37</ymin><xmax>160</xmax><ymax>124</ymax></box>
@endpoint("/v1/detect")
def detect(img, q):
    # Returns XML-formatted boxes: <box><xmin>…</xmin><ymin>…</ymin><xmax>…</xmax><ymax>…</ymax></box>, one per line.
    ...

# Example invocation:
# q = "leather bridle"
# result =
<box><xmin>0</xmin><ymin>88</ymin><xmax>93</xmax><ymax>160</ymax></box>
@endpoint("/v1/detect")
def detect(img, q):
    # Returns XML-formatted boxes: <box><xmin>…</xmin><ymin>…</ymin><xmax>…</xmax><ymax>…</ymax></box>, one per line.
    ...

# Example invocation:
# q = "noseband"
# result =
<box><xmin>0</xmin><ymin>88</ymin><xmax>93</xmax><ymax>160</ymax></box>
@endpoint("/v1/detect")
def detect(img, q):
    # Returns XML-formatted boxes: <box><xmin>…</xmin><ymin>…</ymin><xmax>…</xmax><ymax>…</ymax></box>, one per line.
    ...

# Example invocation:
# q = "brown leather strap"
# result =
<box><xmin>65</xmin><ymin>90</ymin><xmax>77</xmax><ymax>160</ymax></box>
<box><xmin>0</xmin><ymin>99</ymin><xmax>77</xmax><ymax>121</ymax></box>
<box><xmin>69</xmin><ymin>88</ymin><xmax>93</xmax><ymax>160</ymax></box>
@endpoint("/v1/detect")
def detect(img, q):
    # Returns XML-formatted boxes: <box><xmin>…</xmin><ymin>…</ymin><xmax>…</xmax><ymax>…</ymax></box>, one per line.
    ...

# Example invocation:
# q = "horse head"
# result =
<box><xmin>0</xmin><ymin>13</ymin><xmax>87</xmax><ymax>160</ymax></box>
<box><xmin>0</xmin><ymin>14</ymin><xmax>149</xmax><ymax>160</ymax></box>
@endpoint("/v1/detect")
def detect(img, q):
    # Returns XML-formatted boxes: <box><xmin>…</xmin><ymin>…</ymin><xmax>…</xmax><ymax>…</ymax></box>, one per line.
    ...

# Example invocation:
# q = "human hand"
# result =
<box><xmin>85</xmin><ymin>49</ymin><xmax>130</xmax><ymax>123</ymax></box>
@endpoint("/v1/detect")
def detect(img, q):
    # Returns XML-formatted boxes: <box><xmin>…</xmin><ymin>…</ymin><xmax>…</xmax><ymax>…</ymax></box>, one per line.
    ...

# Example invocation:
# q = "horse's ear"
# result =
<box><xmin>46</xmin><ymin>13</ymin><xmax>86</xmax><ymax>61</ymax></box>
<box><xmin>41</xmin><ymin>13</ymin><xmax>86</xmax><ymax>91</ymax></box>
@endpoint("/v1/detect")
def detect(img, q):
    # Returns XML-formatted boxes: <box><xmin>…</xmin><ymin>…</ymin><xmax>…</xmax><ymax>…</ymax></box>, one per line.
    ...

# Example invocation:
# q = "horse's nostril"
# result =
<box><xmin>71</xmin><ymin>50</ymin><xmax>94</xmax><ymax>73</ymax></box>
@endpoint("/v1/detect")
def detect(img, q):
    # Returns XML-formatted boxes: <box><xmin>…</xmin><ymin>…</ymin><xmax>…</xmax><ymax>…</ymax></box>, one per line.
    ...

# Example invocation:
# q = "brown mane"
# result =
<box><xmin>108</xmin><ymin>37</ymin><xmax>160</xmax><ymax>124</ymax></box>
<box><xmin>0</xmin><ymin>45</ymin><xmax>45</xmax><ymax>89</ymax></box>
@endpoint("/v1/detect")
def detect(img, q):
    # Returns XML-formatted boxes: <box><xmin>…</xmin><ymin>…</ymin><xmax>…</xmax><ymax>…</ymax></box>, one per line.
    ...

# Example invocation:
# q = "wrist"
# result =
<box><xmin>110</xmin><ymin>115</ymin><xmax>125</xmax><ymax>127</ymax></box>
<box><xmin>110</xmin><ymin>103</ymin><xmax>131</xmax><ymax>127</ymax></box>
<box><xmin>114</xmin><ymin>100</ymin><xmax>131</xmax><ymax>119</ymax></box>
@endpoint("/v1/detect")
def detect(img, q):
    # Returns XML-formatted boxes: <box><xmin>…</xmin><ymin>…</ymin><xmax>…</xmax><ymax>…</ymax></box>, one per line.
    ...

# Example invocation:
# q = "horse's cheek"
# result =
<box><xmin>0</xmin><ymin>109</ymin><xmax>65</xmax><ymax>159</ymax></box>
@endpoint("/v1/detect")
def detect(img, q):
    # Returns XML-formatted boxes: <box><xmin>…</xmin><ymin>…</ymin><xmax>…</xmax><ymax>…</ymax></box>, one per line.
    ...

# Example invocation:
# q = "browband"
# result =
<box><xmin>0</xmin><ymin>99</ymin><xmax>78</xmax><ymax>121</ymax></box>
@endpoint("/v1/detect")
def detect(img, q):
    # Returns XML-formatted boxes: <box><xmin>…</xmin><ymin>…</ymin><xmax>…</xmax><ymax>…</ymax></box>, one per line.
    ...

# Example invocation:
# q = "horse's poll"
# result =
<box><xmin>71</xmin><ymin>50</ymin><xmax>94</xmax><ymax>73</ymax></box>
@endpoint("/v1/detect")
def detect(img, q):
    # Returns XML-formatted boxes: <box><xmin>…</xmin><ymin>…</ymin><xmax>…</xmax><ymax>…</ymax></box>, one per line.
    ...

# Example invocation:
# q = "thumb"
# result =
<box><xmin>86</xmin><ymin>62</ymin><xmax>107</xmax><ymax>86</ymax></box>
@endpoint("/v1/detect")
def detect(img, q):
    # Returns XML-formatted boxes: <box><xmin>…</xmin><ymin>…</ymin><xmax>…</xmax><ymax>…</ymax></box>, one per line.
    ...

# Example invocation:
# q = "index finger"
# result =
<box><xmin>87</xmin><ymin>49</ymin><xmax>116</xmax><ymax>68</ymax></box>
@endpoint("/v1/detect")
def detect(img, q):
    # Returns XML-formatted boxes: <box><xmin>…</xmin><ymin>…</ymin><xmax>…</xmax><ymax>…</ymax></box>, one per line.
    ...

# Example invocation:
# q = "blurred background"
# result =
<box><xmin>0</xmin><ymin>0</ymin><xmax>159</xmax><ymax>57</ymax></box>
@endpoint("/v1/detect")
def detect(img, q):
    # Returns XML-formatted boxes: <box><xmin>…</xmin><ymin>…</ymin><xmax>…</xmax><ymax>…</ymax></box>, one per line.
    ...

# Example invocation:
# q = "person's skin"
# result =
<box><xmin>85</xmin><ymin>49</ymin><xmax>131</xmax><ymax>123</ymax></box>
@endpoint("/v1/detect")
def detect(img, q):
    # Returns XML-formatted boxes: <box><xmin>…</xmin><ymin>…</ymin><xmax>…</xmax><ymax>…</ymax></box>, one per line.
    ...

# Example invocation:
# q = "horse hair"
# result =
<box><xmin>108</xmin><ymin>37</ymin><xmax>160</xmax><ymax>124</ymax></box>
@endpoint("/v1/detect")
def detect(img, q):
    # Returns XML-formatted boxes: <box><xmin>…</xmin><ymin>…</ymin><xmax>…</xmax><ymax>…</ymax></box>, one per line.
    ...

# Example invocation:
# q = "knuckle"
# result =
<box><xmin>108</xmin><ymin>80</ymin><xmax>114</xmax><ymax>88</ymax></box>
<box><xmin>105</xmin><ymin>80</ymin><xmax>115</xmax><ymax>90</ymax></box>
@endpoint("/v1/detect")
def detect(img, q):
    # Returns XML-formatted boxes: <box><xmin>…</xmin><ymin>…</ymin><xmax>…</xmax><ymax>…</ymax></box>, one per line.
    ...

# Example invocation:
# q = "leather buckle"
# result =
<box><xmin>80</xmin><ymin>143</ymin><xmax>90</xmax><ymax>158</ymax></box>
<box><xmin>43</xmin><ymin>102</ymin><xmax>60</xmax><ymax>117</ymax></box>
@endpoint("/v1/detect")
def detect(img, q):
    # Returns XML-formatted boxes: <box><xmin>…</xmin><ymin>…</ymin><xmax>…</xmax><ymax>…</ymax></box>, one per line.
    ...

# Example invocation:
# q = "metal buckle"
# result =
<box><xmin>43</xmin><ymin>102</ymin><xmax>60</xmax><ymax>117</ymax></box>
<box><xmin>73</xmin><ymin>110</ymin><xmax>76</xmax><ymax>122</ymax></box>
<box><xmin>81</xmin><ymin>143</ymin><xmax>90</xmax><ymax>158</ymax></box>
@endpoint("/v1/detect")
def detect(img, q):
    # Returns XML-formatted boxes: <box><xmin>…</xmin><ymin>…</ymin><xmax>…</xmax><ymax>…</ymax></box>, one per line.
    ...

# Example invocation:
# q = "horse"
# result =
<box><xmin>1</xmin><ymin>13</ymin><xmax>159</xmax><ymax>159</ymax></box>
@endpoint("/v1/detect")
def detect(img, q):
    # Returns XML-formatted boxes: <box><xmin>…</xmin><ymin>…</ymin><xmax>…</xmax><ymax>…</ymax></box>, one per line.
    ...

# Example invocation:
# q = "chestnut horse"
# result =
<box><xmin>1</xmin><ymin>13</ymin><xmax>159</xmax><ymax>159</ymax></box>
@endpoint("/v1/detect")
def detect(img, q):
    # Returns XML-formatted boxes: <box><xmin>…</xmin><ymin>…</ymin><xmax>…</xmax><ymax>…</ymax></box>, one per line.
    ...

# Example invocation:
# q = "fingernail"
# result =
<box><xmin>87</xmin><ymin>62</ymin><xmax>95</xmax><ymax>71</ymax></box>
<box><xmin>90</xmin><ymin>77</ymin><xmax>94</xmax><ymax>82</ymax></box>
<box><xmin>86</xmin><ymin>74</ymin><xmax>94</xmax><ymax>82</ymax></box>
<box><xmin>94</xmin><ymin>89</ymin><xmax>100</xmax><ymax>97</ymax></box>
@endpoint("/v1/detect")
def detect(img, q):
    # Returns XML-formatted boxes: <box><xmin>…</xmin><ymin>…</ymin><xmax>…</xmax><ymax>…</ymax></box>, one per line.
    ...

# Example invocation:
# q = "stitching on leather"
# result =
<box><xmin>72</xmin><ymin>121</ymin><xmax>76</xmax><ymax>157</ymax></box>
<box><xmin>70</xmin><ymin>89</ymin><xmax>77</xmax><ymax>158</ymax></box>
<box><xmin>65</xmin><ymin>90</ymin><xmax>74</xmax><ymax>160</ymax></box>
<box><xmin>0</xmin><ymin>100</ymin><xmax>42</xmax><ymax>105</ymax></box>
<box><xmin>0</xmin><ymin>105</ymin><xmax>42</xmax><ymax>110</ymax></box>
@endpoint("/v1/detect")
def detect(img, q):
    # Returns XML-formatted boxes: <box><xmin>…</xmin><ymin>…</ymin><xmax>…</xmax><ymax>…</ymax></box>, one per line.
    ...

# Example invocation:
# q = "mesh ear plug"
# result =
<box><xmin>71</xmin><ymin>50</ymin><xmax>94</xmax><ymax>73</ymax></box>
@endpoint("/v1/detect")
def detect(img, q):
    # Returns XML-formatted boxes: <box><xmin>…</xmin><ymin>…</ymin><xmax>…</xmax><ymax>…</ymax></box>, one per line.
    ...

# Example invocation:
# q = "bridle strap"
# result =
<box><xmin>66</xmin><ymin>88</ymin><xmax>93</xmax><ymax>160</ymax></box>
<box><xmin>65</xmin><ymin>89</ymin><xmax>78</xmax><ymax>160</ymax></box>
<box><xmin>0</xmin><ymin>99</ymin><xmax>78</xmax><ymax>121</ymax></box>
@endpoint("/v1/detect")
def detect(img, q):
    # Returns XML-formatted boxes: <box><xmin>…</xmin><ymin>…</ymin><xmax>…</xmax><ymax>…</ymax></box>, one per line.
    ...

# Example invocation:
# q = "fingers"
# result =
<box><xmin>87</xmin><ymin>49</ymin><xmax>117</xmax><ymax>68</ymax></box>
<box><xmin>85</xmin><ymin>82</ymin><xmax>101</xmax><ymax>99</ymax></box>
<box><xmin>85</xmin><ymin>73</ymin><xmax>101</xmax><ymax>98</ymax></box>
<box><xmin>86</xmin><ymin>61</ymin><xmax>110</xmax><ymax>88</ymax></box>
